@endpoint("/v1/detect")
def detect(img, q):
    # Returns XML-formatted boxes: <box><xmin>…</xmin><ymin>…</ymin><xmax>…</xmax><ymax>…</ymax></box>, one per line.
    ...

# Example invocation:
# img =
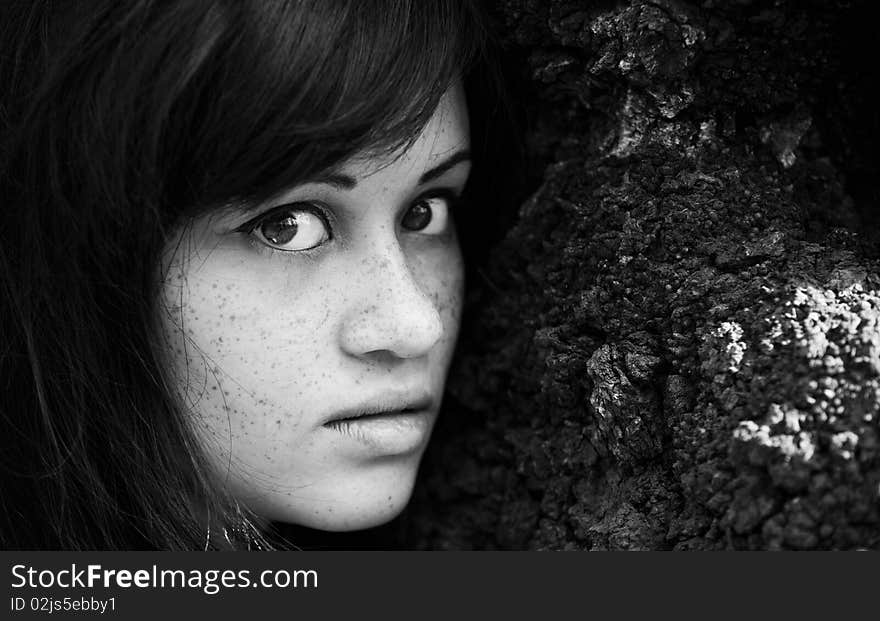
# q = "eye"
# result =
<box><xmin>245</xmin><ymin>204</ymin><xmax>331</xmax><ymax>252</ymax></box>
<box><xmin>401</xmin><ymin>194</ymin><xmax>455</xmax><ymax>235</ymax></box>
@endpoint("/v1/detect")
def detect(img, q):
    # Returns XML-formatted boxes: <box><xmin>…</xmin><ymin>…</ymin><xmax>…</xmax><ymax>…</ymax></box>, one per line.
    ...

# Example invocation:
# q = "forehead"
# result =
<box><xmin>338</xmin><ymin>84</ymin><xmax>470</xmax><ymax>182</ymax></box>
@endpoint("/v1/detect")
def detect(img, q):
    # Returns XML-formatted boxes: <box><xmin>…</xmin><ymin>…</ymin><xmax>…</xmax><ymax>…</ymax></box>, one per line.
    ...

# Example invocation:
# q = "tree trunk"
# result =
<box><xmin>406</xmin><ymin>0</ymin><xmax>880</xmax><ymax>550</ymax></box>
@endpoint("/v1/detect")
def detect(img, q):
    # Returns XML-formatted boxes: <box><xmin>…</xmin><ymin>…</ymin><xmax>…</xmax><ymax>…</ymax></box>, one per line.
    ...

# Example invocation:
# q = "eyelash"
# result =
<box><xmin>408</xmin><ymin>189</ymin><xmax>463</xmax><ymax>234</ymax></box>
<box><xmin>236</xmin><ymin>189</ymin><xmax>463</xmax><ymax>254</ymax></box>
<box><xmin>234</xmin><ymin>202</ymin><xmax>332</xmax><ymax>253</ymax></box>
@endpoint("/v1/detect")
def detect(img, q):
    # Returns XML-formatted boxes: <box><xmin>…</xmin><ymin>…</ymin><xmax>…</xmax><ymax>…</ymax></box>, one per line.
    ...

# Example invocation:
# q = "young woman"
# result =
<box><xmin>0</xmin><ymin>0</ymin><xmax>504</xmax><ymax>550</ymax></box>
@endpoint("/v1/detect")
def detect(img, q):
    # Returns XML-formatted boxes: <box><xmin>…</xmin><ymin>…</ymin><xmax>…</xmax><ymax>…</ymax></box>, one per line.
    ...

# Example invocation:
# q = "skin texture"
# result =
<box><xmin>158</xmin><ymin>87</ymin><xmax>469</xmax><ymax>531</ymax></box>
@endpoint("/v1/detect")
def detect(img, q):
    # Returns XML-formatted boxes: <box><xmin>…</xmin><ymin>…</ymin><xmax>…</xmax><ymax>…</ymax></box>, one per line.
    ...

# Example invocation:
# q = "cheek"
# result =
<box><xmin>440</xmin><ymin>243</ymin><xmax>466</xmax><ymax>312</ymax></box>
<box><xmin>416</xmin><ymin>243</ymin><xmax>465</xmax><ymax>343</ymax></box>
<box><xmin>156</xmin><ymin>261</ymin><xmax>334</xmax><ymax>451</ymax></box>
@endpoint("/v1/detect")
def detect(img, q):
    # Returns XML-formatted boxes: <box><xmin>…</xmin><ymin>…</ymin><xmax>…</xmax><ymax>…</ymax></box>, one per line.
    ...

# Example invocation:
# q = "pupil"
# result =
<box><xmin>262</xmin><ymin>216</ymin><xmax>298</xmax><ymax>245</ymax></box>
<box><xmin>403</xmin><ymin>203</ymin><xmax>432</xmax><ymax>230</ymax></box>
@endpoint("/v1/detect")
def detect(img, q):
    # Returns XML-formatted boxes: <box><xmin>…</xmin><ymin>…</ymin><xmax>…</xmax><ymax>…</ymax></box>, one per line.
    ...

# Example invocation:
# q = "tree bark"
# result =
<box><xmin>407</xmin><ymin>0</ymin><xmax>880</xmax><ymax>550</ymax></box>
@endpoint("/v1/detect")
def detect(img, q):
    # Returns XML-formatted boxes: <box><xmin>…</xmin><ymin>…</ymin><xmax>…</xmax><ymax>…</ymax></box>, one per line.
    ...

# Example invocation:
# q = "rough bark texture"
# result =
<box><xmin>406</xmin><ymin>0</ymin><xmax>880</xmax><ymax>550</ymax></box>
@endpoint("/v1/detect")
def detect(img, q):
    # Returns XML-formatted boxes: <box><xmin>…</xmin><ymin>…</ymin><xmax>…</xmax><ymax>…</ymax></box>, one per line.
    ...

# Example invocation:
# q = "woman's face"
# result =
<box><xmin>158</xmin><ymin>87</ymin><xmax>469</xmax><ymax>530</ymax></box>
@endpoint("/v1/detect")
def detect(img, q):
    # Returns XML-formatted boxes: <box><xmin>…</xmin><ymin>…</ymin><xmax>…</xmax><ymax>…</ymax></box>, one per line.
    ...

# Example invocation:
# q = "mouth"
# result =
<box><xmin>323</xmin><ymin>393</ymin><xmax>434</xmax><ymax>426</ymax></box>
<box><xmin>322</xmin><ymin>392</ymin><xmax>436</xmax><ymax>454</ymax></box>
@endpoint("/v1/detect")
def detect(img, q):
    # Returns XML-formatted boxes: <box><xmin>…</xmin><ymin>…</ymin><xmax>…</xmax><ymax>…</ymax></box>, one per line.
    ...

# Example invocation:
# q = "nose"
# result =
<box><xmin>338</xmin><ymin>245</ymin><xmax>444</xmax><ymax>361</ymax></box>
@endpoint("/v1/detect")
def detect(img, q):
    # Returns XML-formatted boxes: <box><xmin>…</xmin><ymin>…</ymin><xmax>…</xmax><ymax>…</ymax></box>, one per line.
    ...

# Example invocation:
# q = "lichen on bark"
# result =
<box><xmin>406</xmin><ymin>0</ymin><xmax>880</xmax><ymax>549</ymax></box>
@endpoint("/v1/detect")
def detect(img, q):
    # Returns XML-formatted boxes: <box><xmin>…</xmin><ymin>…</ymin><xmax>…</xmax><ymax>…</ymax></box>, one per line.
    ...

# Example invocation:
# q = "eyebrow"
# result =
<box><xmin>312</xmin><ymin>149</ymin><xmax>472</xmax><ymax>190</ymax></box>
<box><xmin>418</xmin><ymin>149</ymin><xmax>472</xmax><ymax>184</ymax></box>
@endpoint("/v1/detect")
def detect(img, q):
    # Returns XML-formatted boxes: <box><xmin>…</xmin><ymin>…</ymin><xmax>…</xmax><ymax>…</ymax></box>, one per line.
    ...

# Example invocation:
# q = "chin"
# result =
<box><xmin>242</xmin><ymin>455</ymin><xmax>423</xmax><ymax>532</ymax></box>
<box><xmin>294</xmin><ymin>493</ymin><xmax>412</xmax><ymax>532</ymax></box>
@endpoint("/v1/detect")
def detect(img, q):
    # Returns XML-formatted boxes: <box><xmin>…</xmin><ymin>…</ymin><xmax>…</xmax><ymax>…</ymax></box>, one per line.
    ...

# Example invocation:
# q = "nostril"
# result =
<box><xmin>340</xmin><ymin>312</ymin><xmax>443</xmax><ymax>360</ymax></box>
<box><xmin>339</xmin><ymin>288</ymin><xmax>443</xmax><ymax>360</ymax></box>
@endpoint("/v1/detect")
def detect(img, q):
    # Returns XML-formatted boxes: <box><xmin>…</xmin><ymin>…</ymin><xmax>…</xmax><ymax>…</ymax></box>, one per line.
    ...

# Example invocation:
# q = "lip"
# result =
<box><xmin>323</xmin><ymin>391</ymin><xmax>434</xmax><ymax>424</ymax></box>
<box><xmin>323</xmin><ymin>391</ymin><xmax>435</xmax><ymax>454</ymax></box>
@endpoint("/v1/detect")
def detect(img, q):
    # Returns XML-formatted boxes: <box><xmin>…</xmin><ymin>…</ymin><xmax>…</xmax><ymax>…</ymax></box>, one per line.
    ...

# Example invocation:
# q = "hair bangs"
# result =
<box><xmin>166</xmin><ymin>0</ymin><xmax>485</xmax><ymax>212</ymax></box>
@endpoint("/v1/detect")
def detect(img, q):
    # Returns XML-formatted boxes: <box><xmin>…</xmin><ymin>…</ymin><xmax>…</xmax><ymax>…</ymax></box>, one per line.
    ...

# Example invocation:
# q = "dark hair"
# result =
<box><xmin>0</xmin><ymin>0</ymin><xmax>495</xmax><ymax>550</ymax></box>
